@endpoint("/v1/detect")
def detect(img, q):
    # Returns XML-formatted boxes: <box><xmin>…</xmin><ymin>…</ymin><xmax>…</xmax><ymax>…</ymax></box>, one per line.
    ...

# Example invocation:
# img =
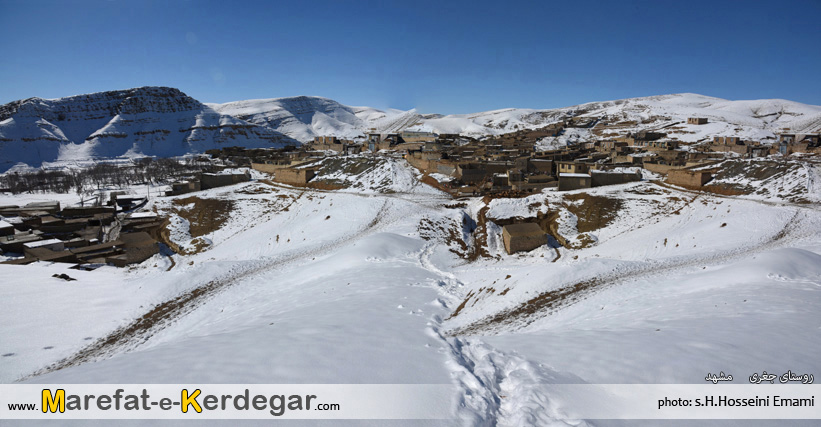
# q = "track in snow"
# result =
<box><xmin>447</xmin><ymin>191</ymin><xmax>815</xmax><ymax>336</ymax></box>
<box><xmin>24</xmin><ymin>198</ymin><xmax>396</xmax><ymax>380</ymax></box>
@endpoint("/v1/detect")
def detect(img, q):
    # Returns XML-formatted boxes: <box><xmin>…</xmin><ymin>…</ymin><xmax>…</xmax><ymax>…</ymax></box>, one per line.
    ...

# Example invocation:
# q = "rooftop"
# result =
<box><xmin>23</xmin><ymin>238</ymin><xmax>63</xmax><ymax>248</ymax></box>
<box><xmin>503</xmin><ymin>223</ymin><xmax>544</xmax><ymax>237</ymax></box>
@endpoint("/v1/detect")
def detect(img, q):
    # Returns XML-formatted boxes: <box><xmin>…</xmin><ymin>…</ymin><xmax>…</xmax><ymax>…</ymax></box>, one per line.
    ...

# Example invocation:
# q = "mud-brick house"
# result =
<box><xmin>713</xmin><ymin>136</ymin><xmax>742</xmax><ymax>145</ymax></box>
<box><xmin>0</xmin><ymin>219</ymin><xmax>13</xmax><ymax>237</ymax></box>
<box><xmin>311</xmin><ymin>136</ymin><xmax>351</xmax><ymax>152</ymax></box>
<box><xmin>591</xmin><ymin>170</ymin><xmax>642</xmax><ymax>187</ymax></box>
<box><xmin>646</xmin><ymin>140</ymin><xmax>680</xmax><ymax>151</ymax></box>
<box><xmin>555</xmin><ymin>161</ymin><xmax>591</xmax><ymax>175</ymax></box>
<box><xmin>0</xmin><ymin>231</ymin><xmax>43</xmax><ymax>253</ymax></box>
<box><xmin>558</xmin><ymin>173</ymin><xmax>592</xmax><ymax>191</ymax></box>
<box><xmin>599</xmin><ymin>140</ymin><xmax>628</xmax><ymax>152</ymax></box>
<box><xmin>502</xmin><ymin>223</ymin><xmax>548</xmax><ymax>254</ymax></box>
<box><xmin>710</xmin><ymin>137</ymin><xmax>748</xmax><ymax>154</ymax></box>
<box><xmin>436</xmin><ymin>134</ymin><xmax>461</xmax><ymax>144</ymax></box>
<box><xmin>201</xmin><ymin>170</ymin><xmax>251</xmax><ymax>189</ymax></box>
<box><xmin>667</xmin><ymin>169</ymin><xmax>713</xmax><ymax>187</ymax></box>
<box><xmin>777</xmin><ymin>133</ymin><xmax>821</xmax><ymax>155</ymax></box>
<box><xmin>22</xmin><ymin>238</ymin><xmax>65</xmax><ymax>255</ymax></box>
<box><xmin>528</xmin><ymin>159</ymin><xmax>554</xmax><ymax>175</ymax></box>
<box><xmin>165</xmin><ymin>180</ymin><xmax>202</xmax><ymax>196</ymax></box>
<box><xmin>687</xmin><ymin>117</ymin><xmax>708</xmax><ymax>125</ymax></box>
<box><xmin>400</xmin><ymin>131</ymin><xmax>437</xmax><ymax>143</ymax></box>
<box><xmin>275</xmin><ymin>168</ymin><xmax>316</xmax><ymax>185</ymax></box>
<box><xmin>367</xmin><ymin>133</ymin><xmax>400</xmax><ymax>151</ymax></box>
<box><xmin>456</xmin><ymin>164</ymin><xmax>489</xmax><ymax>185</ymax></box>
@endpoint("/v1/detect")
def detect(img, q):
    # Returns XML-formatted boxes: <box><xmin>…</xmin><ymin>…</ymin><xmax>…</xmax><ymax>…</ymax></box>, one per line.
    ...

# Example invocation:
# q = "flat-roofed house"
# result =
<box><xmin>0</xmin><ymin>219</ymin><xmax>13</xmax><ymax>237</ymax></box>
<box><xmin>23</xmin><ymin>238</ymin><xmax>65</xmax><ymax>255</ymax></box>
<box><xmin>558</xmin><ymin>173</ymin><xmax>592</xmax><ymax>191</ymax></box>
<box><xmin>0</xmin><ymin>231</ymin><xmax>43</xmax><ymax>253</ymax></box>
<box><xmin>275</xmin><ymin>168</ymin><xmax>316</xmax><ymax>185</ymax></box>
<box><xmin>555</xmin><ymin>161</ymin><xmax>590</xmax><ymax>175</ymax></box>
<box><xmin>667</xmin><ymin>169</ymin><xmax>713</xmax><ymax>187</ymax></box>
<box><xmin>502</xmin><ymin>223</ymin><xmax>548</xmax><ymax>254</ymax></box>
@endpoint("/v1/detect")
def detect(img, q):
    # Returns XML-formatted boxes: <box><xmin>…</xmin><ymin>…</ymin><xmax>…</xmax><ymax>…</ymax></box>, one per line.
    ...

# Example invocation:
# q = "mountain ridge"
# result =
<box><xmin>2</xmin><ymin>86</ymin><xmax>820</xmax><ymax>172</ymax></box>
<box><xmin>0</xmin><ymin>86</ymin><xmax>297</xmax><ymax>172</ymax></box>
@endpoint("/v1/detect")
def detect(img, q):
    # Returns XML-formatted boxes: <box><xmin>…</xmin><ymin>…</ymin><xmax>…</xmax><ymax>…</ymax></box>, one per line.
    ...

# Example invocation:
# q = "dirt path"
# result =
<box><xmin>651</xmin><ymin>180</ymin><xmax>820</xmax><ymax>211</ymax></box>
<box><xmin>24</xmin><ymin>198</ymin><xmax>394</xmax><ymax>380</ymax></box>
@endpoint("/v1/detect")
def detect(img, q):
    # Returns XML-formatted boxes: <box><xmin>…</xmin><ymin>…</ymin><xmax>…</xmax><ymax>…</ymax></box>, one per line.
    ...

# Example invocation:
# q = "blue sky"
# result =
<box><xmin>1</xmin><ymin>0</ymin><xmax>819</xmax><ymax>113</ymax></box>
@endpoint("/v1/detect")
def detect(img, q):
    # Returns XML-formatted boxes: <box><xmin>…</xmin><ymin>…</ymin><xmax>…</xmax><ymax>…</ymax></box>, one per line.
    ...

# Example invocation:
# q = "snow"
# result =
<box><xmin>1</xmin><ymin>157</ymin><xmax>821</xmax><ymax>425</ymax></box>
<box><xmin>208</xmin><ymin>96</ymin><xmax>393</xmax><ymax>143</ymax></box>
<box><xmin>0</xmin><ymin>87</ymin><xmax>295</xmax><ymax>172</ymax></box>
<box><xmin>127</xmin><ymin>212</ymin><xmax>157</xmax><ymax>219</ymax></box>
<box><xmin>21</xmin><ymin>238</ymin><xmax>63</xmax><ymax>249</ymax></box>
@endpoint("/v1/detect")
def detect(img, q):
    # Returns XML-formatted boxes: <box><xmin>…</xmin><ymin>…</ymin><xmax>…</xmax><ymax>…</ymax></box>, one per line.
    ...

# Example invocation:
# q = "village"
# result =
<box><xmin>0</xmin><ymin>116</ymin><xmax>819</xmax><ymax>268</ymax></box>
<box><xmin>245</xmin><ymin>118</ymin><xmax>819</xmax><ymax>196</ymax></box>
<box><xmin>0</xmin><ymin>170</ymin><xmax>252</xmax><ymax>268</ymax></box>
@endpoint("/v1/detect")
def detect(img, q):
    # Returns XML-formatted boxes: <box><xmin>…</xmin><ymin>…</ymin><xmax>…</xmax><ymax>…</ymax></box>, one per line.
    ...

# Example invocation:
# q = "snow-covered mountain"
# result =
<box><xmin>0</xmin><ymin>87</ymin><xmax>297</xmax><ymax>172</ymax></box>
<box><xmin>404</xmin><ymin>93</ymin><xmax>821</xmax><ymax>142</ymax></box>
<box><xmin>210</xmin><ymin>93</ymin><xmax>821</xmax><ymax>143</ymax></box>
<box><xmin>3</xmin><ymin>88</ymin><xmax>820</xmax><ymax>172</ymax></box>
<box><xmin>207</xmin><ymin>95</ymin><xmax>396</xmax><ymax>142</ymax></box>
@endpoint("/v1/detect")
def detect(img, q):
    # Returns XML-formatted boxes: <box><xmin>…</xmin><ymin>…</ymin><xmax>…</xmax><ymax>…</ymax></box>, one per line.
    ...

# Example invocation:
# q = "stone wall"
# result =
<box><xmin>591</xmin><ymin>171</ymin><xmax>641</xmax><ymax>187</ymax></box>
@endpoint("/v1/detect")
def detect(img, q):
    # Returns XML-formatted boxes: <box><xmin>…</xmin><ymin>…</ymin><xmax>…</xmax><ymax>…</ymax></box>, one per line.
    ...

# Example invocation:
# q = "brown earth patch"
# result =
<box><xmin>420</xmin><ymin>174</ymin><xmax>453</xmax><ymax>195</ymax></box>
<box><xmin>562</xmin><ymin>193</ymin><xmax>623</xmax><ymax>233</ymax></box>
<box><xmin>448</xmin><ymin>278</ymin><xmax>599</xmax><ymax>329</ymax></box>
<box><xmin>171</xmin><ymin>196</ymin><xmax>235</xmax><ymax>239</ymax></box>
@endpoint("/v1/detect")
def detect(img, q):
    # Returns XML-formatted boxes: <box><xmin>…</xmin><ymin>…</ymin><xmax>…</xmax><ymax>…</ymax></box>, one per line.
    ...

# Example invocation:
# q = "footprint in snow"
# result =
<box><xmin>430</xmin><ymin>298</ymin><xmax>447</xmax><ymax>308</ymax></box>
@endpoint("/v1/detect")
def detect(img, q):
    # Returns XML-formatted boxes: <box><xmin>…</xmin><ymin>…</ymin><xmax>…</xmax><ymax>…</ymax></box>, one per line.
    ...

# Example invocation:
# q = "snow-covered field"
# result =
<box><xmin>2</xmin><ymin>157</ymin><xmax>820</xmax><ymax>426</ymax></box>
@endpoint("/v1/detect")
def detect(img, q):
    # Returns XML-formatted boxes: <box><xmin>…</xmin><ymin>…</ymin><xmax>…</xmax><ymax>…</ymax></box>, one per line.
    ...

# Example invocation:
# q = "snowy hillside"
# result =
<box><xmin>409</xmin><ymin>93</ymin><xmax>821</xmax><ymax>142</ymax></box>
<box><xmin>1</xmin><ymin>157</ymin><xmax>820</xmax><ymax>425</ymax></box>
<box><xmin>566</xmin><ymin>93</ymin><xmax>821</xmax><ymax>143</ymax></box>
<box><xmin>0</xmin><ymin>87</ymin><xmax>296</xmax><ymax>172</ymax></box>
<box><xmin>208</xmin><ymin>96</ymin><xmax>397</xmax><ymax>142</ymax></box>
<box><xmin>210</xmin><ymin>93</ymin><xmax>821</xmax><ymax>143</ymax></box>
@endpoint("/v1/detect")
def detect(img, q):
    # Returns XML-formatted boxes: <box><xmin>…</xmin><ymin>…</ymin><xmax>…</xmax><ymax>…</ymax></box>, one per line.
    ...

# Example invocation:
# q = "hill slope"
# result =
<box><xmin>0</xmin><ymin>87</ymin><xmax>297</xmax><ymax>172</ymax></box>
<box><xmin>208</xmin><ymin>95</ymin><xmax>397</xmax><ymax>142</ymax></box>
<box><xmin>1</xmin><ymin>158</ymin><xmax>820</xmax><ymax>425</ymax></box>
<box><xmin>210</xmin><ymin>93</ymin><xmax>821</xmax><ymax>143</ymax></box>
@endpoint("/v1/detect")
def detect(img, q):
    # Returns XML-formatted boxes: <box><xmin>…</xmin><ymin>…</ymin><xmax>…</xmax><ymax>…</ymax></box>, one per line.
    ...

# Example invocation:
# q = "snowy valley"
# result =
<box><xmin>1</xmin><ymin>152</ymin><xmax>820</xmax><ymax>426</ymax></box>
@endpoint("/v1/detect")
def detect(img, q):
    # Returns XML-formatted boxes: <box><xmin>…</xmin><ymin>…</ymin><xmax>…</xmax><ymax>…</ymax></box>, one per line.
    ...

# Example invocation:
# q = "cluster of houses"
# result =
<box><xmin>0</xmin><ymin>195</ymin><xmax>163</xmax><ymax>268</ymax></box>
<box><xmin>221</xmin><ymin>114</ymin><xmax>820</xmax><ymax>197</ymax></box>
<box><xmin>776</xmin><ymin>133</ymin><xmax>821</xmax><ymax>155</ymax></box>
